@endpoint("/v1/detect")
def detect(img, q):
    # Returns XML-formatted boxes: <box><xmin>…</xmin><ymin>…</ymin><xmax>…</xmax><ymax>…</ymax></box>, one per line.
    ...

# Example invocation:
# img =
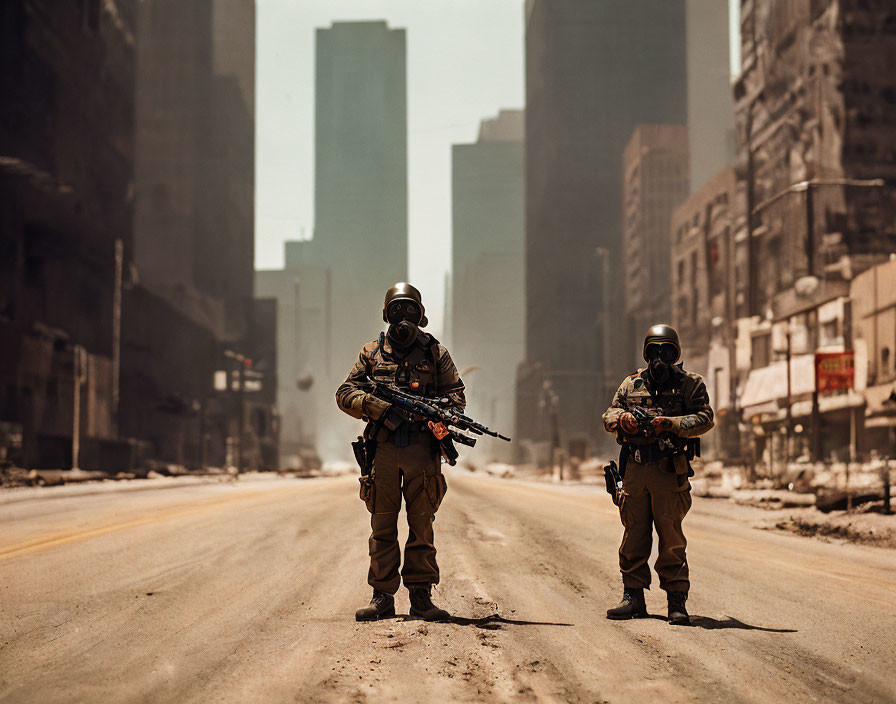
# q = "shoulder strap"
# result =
<box><xmin>429</xmin><ymin>341</ymin><xmax>439</xmax><ymax>368</ymax></box>
<box><xmin>420</xmin><ymin>334</ymin><xmax>440</xmax><ymax>388</ymax></box>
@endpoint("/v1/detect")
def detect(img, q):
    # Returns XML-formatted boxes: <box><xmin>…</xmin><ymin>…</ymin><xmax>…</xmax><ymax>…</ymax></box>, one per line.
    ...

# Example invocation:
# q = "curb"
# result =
<box><xmin>0</xmin><ymin>475</ymin><xmax>236</xmax><ymax>506</ymax></box>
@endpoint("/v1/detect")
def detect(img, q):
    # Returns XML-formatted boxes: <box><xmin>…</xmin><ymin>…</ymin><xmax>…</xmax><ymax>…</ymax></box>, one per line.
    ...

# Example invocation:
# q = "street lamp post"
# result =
<box><xmin>71</xmin><ymin>345</ymin><xmax>86</xmax><ymax>471</ymax></box>
<box><xmin>224</xmin><ymin>349</ymin><xmax>249</xmax><ymax>474</ymax></box>
<box><xmin>785</xmin><ymin>323</ymin><xmax>792</xmax><ymax>466</ymax></box>
<box><xmin>112</xmin><ymin>239</ymin><xmax>122</xmax><ymax>435</ymax></box>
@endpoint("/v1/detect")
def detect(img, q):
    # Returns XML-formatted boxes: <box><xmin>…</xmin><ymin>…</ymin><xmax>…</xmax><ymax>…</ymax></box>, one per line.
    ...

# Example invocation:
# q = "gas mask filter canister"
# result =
<box><xmin>386</xmin><ymin>300</ymin><xmax>422</xmax><ymax>347</ymax></box>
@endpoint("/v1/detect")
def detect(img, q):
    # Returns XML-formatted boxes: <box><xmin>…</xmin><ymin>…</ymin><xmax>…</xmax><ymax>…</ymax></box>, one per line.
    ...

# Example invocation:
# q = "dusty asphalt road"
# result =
<box><xmin>1</xmin><ymin>473</ymin><xmax>895</xmax><ymax>704</ymax></box>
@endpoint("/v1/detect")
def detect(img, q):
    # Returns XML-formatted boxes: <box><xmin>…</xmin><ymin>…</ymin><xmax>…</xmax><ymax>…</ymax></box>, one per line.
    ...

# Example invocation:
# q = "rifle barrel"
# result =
<box><xmin>369</xmin><ymin>379</ymin><xmax>511</xmax><ymax>443</ymax></box>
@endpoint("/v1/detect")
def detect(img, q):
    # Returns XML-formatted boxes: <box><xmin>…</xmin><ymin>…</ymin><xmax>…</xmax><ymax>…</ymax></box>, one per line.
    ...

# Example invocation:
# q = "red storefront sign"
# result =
<box><xmin>814</xmin><ymin>351</ymin><xmax>855</xmax><ymax>392</ymax></box>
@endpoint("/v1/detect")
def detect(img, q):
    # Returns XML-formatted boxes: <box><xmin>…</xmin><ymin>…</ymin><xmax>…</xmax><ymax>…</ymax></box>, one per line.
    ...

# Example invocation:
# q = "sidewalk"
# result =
<box><xmin>692</xmin><ymin>459</ymin><xmax>896</xmax><ymax>549</ymax></box>
<box><xmin>0</xmin><ymin>470</ymin><xmax>289</xmax><ymax>505</ymax></box>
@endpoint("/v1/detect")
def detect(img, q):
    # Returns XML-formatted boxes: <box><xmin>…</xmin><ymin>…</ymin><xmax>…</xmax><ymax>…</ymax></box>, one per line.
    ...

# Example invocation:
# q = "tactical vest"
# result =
<box><xmin>367</xmin><ymin>332</ymin><xmax>440</xmax><ymax>398</ymax></box>
<box><xmin>620</xmin><ymin>367</ymin><xmax>697</xmax><ymax>462</ymax></box>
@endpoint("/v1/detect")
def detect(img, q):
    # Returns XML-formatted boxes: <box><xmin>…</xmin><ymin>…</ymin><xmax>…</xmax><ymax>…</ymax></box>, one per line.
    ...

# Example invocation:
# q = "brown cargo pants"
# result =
<box><xmin>618</xmin><ymin>456</ymin><xmax>692</xmax><ymax>593</ymax></box>
<box><xmin>362</xmin><ymin>438</ymin><xmax>447</xmax><ymax>594</ymax></box>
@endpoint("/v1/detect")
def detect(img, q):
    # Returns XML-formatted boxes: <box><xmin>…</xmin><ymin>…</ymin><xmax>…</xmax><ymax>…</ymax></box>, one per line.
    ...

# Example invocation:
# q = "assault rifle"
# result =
<box><xmin>617</xmin><ymin>401</ymin><xmax>678</xmax><ymax>455</ymax></box>
<box><xmin>628</xmin><ymin>405</ymin><xmax>662</xmax><ymax>437</ymax></box>
<box><xmin>365</xmin><ymin>378</ymin><xmax>511</xmax><ymax>465</ymax></box>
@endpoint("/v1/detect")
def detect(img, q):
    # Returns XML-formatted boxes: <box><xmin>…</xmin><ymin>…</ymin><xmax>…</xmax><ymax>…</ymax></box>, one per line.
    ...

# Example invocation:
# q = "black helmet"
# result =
<box><xmin>643</xmin><ymin>323</ymin><xmax>681</xmax><ymax>363</ymax></box>
<box><xmin>382</xmin><ymin>282</ymin><xmax>428</xmax><ymax>327</ymax></box>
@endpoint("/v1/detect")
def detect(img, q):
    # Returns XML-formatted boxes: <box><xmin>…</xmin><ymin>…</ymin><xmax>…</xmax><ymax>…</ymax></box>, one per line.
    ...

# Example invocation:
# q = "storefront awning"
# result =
<box><xmin>863</xmin><ymin>382</ymin><xmax>896</xmax><ymax>415</ymax></box>
<box><xmin>739</xmin><ymin>355</ymin><xmax>816</xmax><ymax>409</ymax></box>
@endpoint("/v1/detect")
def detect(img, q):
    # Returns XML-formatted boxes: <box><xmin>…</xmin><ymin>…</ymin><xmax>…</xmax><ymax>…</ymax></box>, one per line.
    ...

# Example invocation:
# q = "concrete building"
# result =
<box><xmin>124</xmin><ymin>0</ymin><xmax>273</xmax><ymax>470</ymax></box>
<box><xmin>451</xmin><ymin>110</ymin><xmax>525</xmax><ymax>463</ymax></box>
<box><xmin>731</xmin><ymin>0</ymin><xmax>896</xmax><ymax>467</ymax></box>
<box><xmin>521</xmin><ymin>0</ymin><xmax>687</xmax><ymax>457</ymax></box>
<box><xmin>133</xmin><ymin>0</ymin><xmax>255</xmax><ymax>335</ymax></box>
<box><xmin>312</xmin><ymin>21</ymin><xmax>406</xmax><ymax>283</ymax></box>
<box><xmin>0</xmin><ymin>1</ymin><xmax>272</xmax><ymax>471</ymax></box>
<box><xmin>853</xmin><ymin>257</ymin><xmax>896</xmax><ymax>453</ymax></box>
<box><xmin>0</xmin><ymin>0</ymin><xmax>137</xmax><ymax>469</ymax></box>
<box><xmin>686</xmin><ymin>0</ymin><xmax>736</xmax><ymax>192</ymax></box>
<box><xmin>255</xmin><ymin>241</ymin><xmax>331</xmax><ymax>469</ymax></box>
<box><xmin>733</xmin><ymin>0</ymin><xmax>896</xmax><ymax>320</ymax></box>
<box><xmin>195</xmin><ymin>0</ymin><xmax>256</xmax><ymax>329</ymax></box>
<box><xmin>301</xmin><ymin>21</ymin><xmax>408</xmax><ymax>461</ymax></box>
<box><xmin>670</xmin><ymin>167</ymin><xmax>739</xmax><ymax>459</ymax></box>
<box><xmin>622</xmin><ymin>125</ymin><xmax>690</xmax><ymax>369</ymax></box>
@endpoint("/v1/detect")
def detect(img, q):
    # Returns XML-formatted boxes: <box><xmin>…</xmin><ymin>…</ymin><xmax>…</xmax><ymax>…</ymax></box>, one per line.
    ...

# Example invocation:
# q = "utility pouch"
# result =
<box><xmin>358</xmin><ymin>475</ymin><xmax>376</xmax><ymax>513</ymax></box>
<box><xmin>352</xmin><ymin>418</ymin><xmax>385</xmax><ymax>476</ymax></box>
<box><xmin>672</xmin><ymin>453</ymin><xmax>690</xmax><ymax>476</ymax></box>
<box><xmin>603</xmin><ymin>460</ymin><xmax>623</xmax><ymax>505</ymax></box>
<box><xmin>353</xmin><ymin>418</ymin><xmax>383</xmax><ymax>513</ymax></box>
<box><xmin>424</xmin><ymin>472</ymin><xmax>448</xmax><ymax>512</ymax></box>
<box><xmin>351</xmin><ymin>436</ymin><xmax>372</xmax><ymax>475</ymax></box>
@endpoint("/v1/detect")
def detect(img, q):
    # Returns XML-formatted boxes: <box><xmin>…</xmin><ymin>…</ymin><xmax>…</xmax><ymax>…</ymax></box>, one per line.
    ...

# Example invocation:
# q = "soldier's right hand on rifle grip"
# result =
<box><xmin>620</xmin><ymin>412</ymin><xmax>639</xmax><ymax>435</ymax></box>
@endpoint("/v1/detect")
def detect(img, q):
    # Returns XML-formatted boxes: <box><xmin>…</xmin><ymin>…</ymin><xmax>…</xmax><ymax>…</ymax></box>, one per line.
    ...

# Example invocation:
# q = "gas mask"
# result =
<box><xmin>386</xmin><ymin>299</ymin><xmax>422</xmax><ymax>347</ymax></box>
<box><xmin>645</xmin><ymin>343</ymin><xmax>678</xmax><ymax>386</ymax></box>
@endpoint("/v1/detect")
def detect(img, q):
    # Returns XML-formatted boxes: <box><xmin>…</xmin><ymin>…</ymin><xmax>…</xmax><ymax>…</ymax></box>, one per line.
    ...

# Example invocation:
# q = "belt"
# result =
<box><xmin>390</xmin><ymin>421</ymin><xmax>432</xmax><ymax>448</ymax></box>
<box><xmin>626</xmin><ymin>442</ymin><xmax>682</xmax><ymax>464</ymax></box>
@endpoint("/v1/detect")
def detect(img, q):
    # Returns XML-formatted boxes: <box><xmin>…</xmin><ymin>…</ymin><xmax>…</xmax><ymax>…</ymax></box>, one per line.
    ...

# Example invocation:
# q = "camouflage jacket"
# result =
<box><xmin>336</xmin><ymin>332</ymin><xmax>466</xmax><ymax>422</ymax></box>
<box><xmin>602</xmin><ymin>364</ymin><xmax>714</xmax><ymax>445</ymax></box>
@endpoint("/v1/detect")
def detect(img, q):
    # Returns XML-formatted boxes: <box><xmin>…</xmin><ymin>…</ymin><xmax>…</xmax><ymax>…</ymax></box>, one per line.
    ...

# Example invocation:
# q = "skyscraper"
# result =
<box><xmin>686</xmin><ymin>0</ymin><xmax>735</xmax><ymax>192</ymax></box>
<box><xmin>451</xmin><ymin>110</ymin><xmax>525</xmax><ymax>462</ymax></box>
<box><xmin>125</xmin><ymin>0</ymin><xmax>271</xmax><ymax>469</ymax></box>
<box><xmin>521</xmin><ymin>0</ymin><xmax>687</xmax><ymax>454</ymax></box>
<box><xmin>622</xmin><ymin>125</ymin><xmax>690</xmax><ymax>368</ymax></box>
<box><xmin>309</xmin><ymin>21</ymin><xmax>408</xmax><ymax>459</ymax></box>
<box><xmin>134</xmin><ymin>0</ymin><xmax>255</xmax><ymax>330</ymax></box>
<box><xmin>314</xmin><ymin>22</ymin><xmax>407</xmax><ymax>282</ymax></box>
<box><xmin>255</xmin><ymin>242</ymin><xmax>331</xmax><ymax>468</ymax></box>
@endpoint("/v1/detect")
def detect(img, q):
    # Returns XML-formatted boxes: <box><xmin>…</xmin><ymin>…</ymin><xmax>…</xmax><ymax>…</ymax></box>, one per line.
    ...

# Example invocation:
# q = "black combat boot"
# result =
<box><xmin>408</xmin><ymin>585</ymin><xmax>450</xmax><ymax>622</ymax></box>
<box><xmin>355</xmin><ymin>589</ymin><xmax>395</xmax><ymax>622</ymax></box>
<box><xmin>606</xmin><ymin>588</ymin><xmax>647</xmax><ymax>620</ymax></box>
<box><xmin>667</xmin><ymin>591</ymin><xmax>690</xmax><ymax>626</ymax></box>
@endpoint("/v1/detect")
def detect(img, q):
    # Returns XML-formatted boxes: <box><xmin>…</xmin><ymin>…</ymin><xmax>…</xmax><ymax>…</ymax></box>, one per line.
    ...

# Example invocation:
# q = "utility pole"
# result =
<box><xmin>224</xmin><ymin>349</ymin><xmax>248</xmax><ymax>474</ymax></box>
<box><xmin>596</xmin><ymin>247</ymin><xmax>612</xmax><ymax>410</ymax></box>
<box><xmin>785</xmin><ymin>323</ymin><xmax>792</xmax><ymax>468</ymax></box>
<box><xmin>238</xmin><ymin>359</ymin><xmax>246</xmax><ymax>474</ymax></box>
<box><xmin>72</xmin><ymin>345</ymin><xmax>86</xmax><ymax>471</ymax></box>
<box><xmin>112</xmin><ymin>239</ymin><xmax>123</xmax><ymax>434</ymax></box>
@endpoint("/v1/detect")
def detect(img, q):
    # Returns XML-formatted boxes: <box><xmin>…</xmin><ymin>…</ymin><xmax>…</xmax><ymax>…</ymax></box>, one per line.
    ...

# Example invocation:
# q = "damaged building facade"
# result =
<box><xmin>670</xmin><ymin>167</ymin><xmax>740</xmax><ymax>460</ymax></box>
<box><xmin>622</xmin><ymin>125</ymin><xmax>690</xmax><ymax>371</ymax></box>
<box><xmin>255</xmin><ymin>241</ymin><xmax>330</xmax><ymax>470</ymax></box>
<box><xmin>731</xmin><ymin>0</ymin><xmax>896</xmax><ymax>467</ymax></box>
<box><xmin>0</xmin><ymin>1</ymin><xmax>277</xmax><ymax>472</ymax></box>
<box><xmin>452</xmin><ymin>110</ymin><xmax>525</xmax><ymax>465</ymax></box>
<box><xmin>0</xmin><ymin>1</ymin><xmax>137</xmax><ymax>469</ymax></box>
<box><xmin>127</xmin><ymin>0</ymin><xmax>276</xmax><ymax>471</ymax></box>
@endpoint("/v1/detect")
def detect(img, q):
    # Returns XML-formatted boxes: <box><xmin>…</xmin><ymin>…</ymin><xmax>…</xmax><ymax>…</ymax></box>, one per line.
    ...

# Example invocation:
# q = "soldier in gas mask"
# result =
<box><xmin>602</xmin><ymin>324</ymin><xmax>714</xmax><ymax>625</ymax></box>
<box><xmin>336</xmin><ymin>283</ymin><xmax>465</xmax><ymax>622</ymax></box>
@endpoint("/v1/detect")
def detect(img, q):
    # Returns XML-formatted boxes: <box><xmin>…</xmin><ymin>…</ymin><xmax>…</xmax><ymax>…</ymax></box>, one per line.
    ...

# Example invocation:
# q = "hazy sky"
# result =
<box><xmin>256</xmin><ymin>1</ymin><xmax>741</xmax><ymax>335</ymax></box>
<box><xmin>255</xmin><ymin>0</ymin><xmax>525</xmax><ymax>335</ymax></box>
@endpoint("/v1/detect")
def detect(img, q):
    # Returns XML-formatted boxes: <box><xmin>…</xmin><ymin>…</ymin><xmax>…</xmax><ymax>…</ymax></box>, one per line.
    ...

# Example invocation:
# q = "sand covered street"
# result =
<box><xmin>2</xmin><ymin>473</ymin><xmax>894</xmax><ymax>703</ymax></box>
